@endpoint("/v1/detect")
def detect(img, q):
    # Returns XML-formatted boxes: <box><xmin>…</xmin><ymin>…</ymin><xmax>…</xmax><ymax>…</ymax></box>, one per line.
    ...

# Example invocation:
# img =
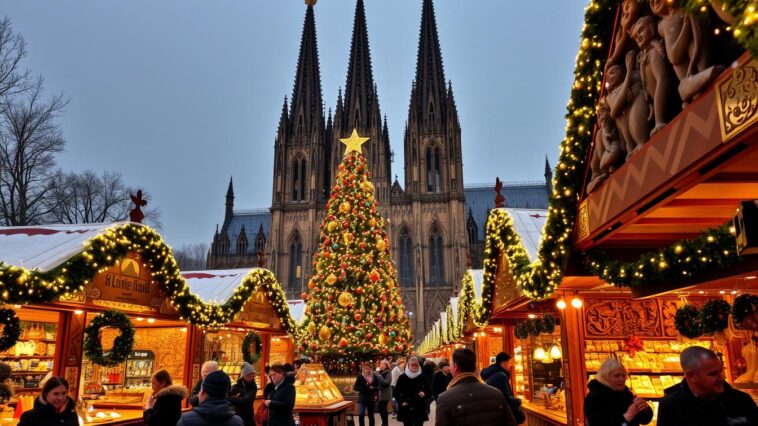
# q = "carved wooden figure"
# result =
<box><xmin>631</xmin><ymin>15</ymin><xmax>680</xmax><ymax>137</ymax></box>
<box><xmin>650</xmin><ymin>0</ymin><xmax>725</xmax><ymax>103</ymax></box>
<box><xmin>606</xmin><ymin>0</ymin><xmax>648</xmax><ymax>71</ymax></box>
<box><xmin>588</xmin><ymin>100</ymin><xmax>626</xmax><ymax>192</ymax></box>
<box><xmin>606</xmin><ymin>60</ymin><xmax>651</xmax><ymax>158</ymax></box>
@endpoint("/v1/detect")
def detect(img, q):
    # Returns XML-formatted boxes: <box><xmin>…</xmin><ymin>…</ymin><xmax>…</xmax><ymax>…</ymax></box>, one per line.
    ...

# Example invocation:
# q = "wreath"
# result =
<box><xmin>242</xmin><ymin>331</ymin><xmax>263</xmax><ymax>364</ymax></box>
<box><xmin>0</xmin><ymin>309</ymin><xmax>21</xmax><ymax>352</ymax></box>
<box><xmin>527</xmin><ymin>318</ymin><xmax>543</xmax><ymax>337</ymax></box>
<box><xmin>542</xmin><ymin>314</ymin><xmax>556</xmax><ymax>334</ymax></box>
<box><xmin>514</xmin><ymin>322</ymin><xmax>529</xmax><ymax>340</ymax></box>
<box><xmin>700</xmin><ymin>299</ymin><xmax>732</xmax><ymax>334</ymax></box>
<box><xmin>675</xmin><ymin>304</ymin><xmax>703</xmax><ymax>339</ymax></box>
<box><xmin>84</xmin><ymin>310</ymin><xmax>135</xmax><ymax>366</ymax></box>
<box><xmin>733</xmin><ymin>294</ymin><xmax>758</xmax><ymax>329</ymax></box>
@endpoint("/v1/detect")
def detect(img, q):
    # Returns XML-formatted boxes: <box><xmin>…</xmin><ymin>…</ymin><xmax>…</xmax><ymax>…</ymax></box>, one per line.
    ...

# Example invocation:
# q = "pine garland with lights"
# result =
<box><xmin>675</xmin><ymin>304</ymin><xmax>703</xmax><ymax>339</ymax></box>
<box><xmin>514</xmin><ymin>322</ymin><xmax>530</xmax><ymax>340</ymax></box>
<box><xmin>242</xmin><ymin>331</ymin><xmax>263</xmax><ymax>364</ymax></box>
<box><xmin>457</xmin><ymin>270</ymin><xmax>478</xmax><ymax>333</ymax></box>
<box><xmin>733</xmin><ymin>294</ymin><xmax>758</xmax><ymax>329</ymax></box>
<box><xmin>585</xmin><ymin>224</ymin><xmax>740</xmax><ymax>288</ymax></box>
<box><xmin>300</xmin><ymin>132</ymin><xmax>412</xmax><ymax>357</ymax></box>
<box><xmin>700</xmin><ymin>299</ymin><xmax>732</xmax><ymax>334</ymax></box>
<box><xmin>0</xmin><ymin>308</ymin><xmax>21</xmax><ymax>352</ymax></box>
<box><xmin>0</xmin><ymin>223</ymin><xmax>296</xmax><ymax>331</ymax></box>
<box><xmin>84</xmin><ymin>310</ymin><xmax>135</xmax><ymax>367</ymax></box>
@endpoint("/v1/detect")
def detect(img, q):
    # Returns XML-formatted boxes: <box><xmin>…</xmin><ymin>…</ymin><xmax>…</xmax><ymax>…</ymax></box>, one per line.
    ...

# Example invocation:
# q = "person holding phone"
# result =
<box><xmin>584</xmin><ymin>358</ymin><xmax>653</xmax><ymax>426</ymax></box>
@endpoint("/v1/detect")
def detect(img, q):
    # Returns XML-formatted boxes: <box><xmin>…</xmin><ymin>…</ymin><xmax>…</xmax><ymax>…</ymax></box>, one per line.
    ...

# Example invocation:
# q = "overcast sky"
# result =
<box><xmin>4</xmin><ymin>0</ymin><xmax>586</xmax><ymax>248</ymax></box>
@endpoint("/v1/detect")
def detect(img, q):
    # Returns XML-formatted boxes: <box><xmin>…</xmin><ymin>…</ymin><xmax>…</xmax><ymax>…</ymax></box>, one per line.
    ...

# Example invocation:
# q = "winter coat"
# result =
<box><xmin>378</xmin><ymin>368</ymin><xmax>392</xmax><ymax>401</ymax></box>
<box><xmin>430</xmin><ymin>371</ymin><xmax>451</xmax><ymax>401</ymax></box>
<box><xmin>144</xmin><ymin>384</ymin><xmax>189</xmax><ymax>426</ymax></box>
<box><xmin>583</xmin><ymin>379</ymin><xmax>653</xmax><ymax>426</ymax></box>
<box><xmin>267</xmin><ymin>374</ymin><xmax>296</xmax><ymax>426</ymax></box>
<box><xmin>657</xmin><ymin>380</ymin><xmax>758</xmax><ymax>426</ymax></box>
<box><xmin>18</xmin><ymin>396</ymin><xmax>78</xmax><ymax>426</ymax></box>
<box><xmin>435</xmin><ymin>373</ymin><xmax>516</xmax><ymax>426</ymax></box>
<box><xmin>189</xmin><ymin>378</ymin><xmax>204</xmax><ymax>406</ymax></box>
<box><xmin>178</xmin><ymin>397</ymin><xmax>244</xmax><ymax>426</ymax></box>
<box><xmin>481</xmin><ymin>364</ymin><xmax>525</xmax><ymax>424</ymax></box>
<box><xmin>229</xmin><ymin>377</ymin><xmax>259</xmax><ymax>426</ymax></box>
<box><xmin>353</xmin><ymin>373</ymin><xmax>381</xmax><ymax>404</ymax></box>
<box><xmin>394</xmin><ymin>373</ymin><xmax>429</xmax><ymax>423</ymax></box>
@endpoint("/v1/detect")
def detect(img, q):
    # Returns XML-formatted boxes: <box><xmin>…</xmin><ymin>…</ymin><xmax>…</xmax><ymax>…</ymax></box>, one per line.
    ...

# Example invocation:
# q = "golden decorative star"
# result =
<box><xmin>340</xmin><ymin>129</ymin><xmax>370</xmax><ymax>157</ymax></box>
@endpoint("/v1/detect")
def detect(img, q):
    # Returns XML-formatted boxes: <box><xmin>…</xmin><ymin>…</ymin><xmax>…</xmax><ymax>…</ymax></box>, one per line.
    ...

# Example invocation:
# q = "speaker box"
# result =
<box><xmin>734</xmin><ymin>200</ymin><xmax>758</xmax><ymax>255</ymax></box>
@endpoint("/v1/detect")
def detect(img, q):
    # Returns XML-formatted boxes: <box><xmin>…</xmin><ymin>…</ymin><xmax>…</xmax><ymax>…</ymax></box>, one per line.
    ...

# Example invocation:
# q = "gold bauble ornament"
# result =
<box><xmin>339</xmin><ymin>202</ymin><xmax>351</xmax><ymax>213</ymax></box>
<box><xmin>361</xmin><ymin>181</ymin><xmax>374</xmax><ymax>192</ymax></box>
<box><xmin>376</xmin><ymin>238</ymin><xmax>386</xmax><ymax>251</ymax></box>
<box><xmin>343</xmin><ymin>232</ymin><xmax>352</xmax><ymax>245</ymax></box>
<box><xmin>379</xmin><ymin>333</ymin><xmax>387</xmax><ymax>344</ymax></box>
<box><xmin>318</xmin><ymin>325</ymin><xmax>332</xmax><ymax>340</ymax></box>
<box><xmin>307</xmin><ymin>322</ymin><xmax>316</xmax><ymax>335</ymax></box>
<box><xmin>327</xmin><ymin>274</ymin><xmax>337</xmax><ymax>285</ymax></box>
<box><xmin>327</xmin><ymin>221</ymin><xmax>339</xmax><ymax>233</ymax></box>
<box><xmin>388</xmin><ymin>277</ymin><xmax>395</xmax><ymax>289</ymax></box>
<box><xmin>338</xmin><ymin>291</ymin><xmax>354</xmax><ymax>307</ymax></box>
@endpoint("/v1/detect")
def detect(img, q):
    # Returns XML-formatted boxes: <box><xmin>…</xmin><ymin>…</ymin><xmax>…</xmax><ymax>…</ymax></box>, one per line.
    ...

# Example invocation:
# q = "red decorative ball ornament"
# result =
<box><xmin>370</xmin><ymin>270</ymin><xmax>380</xmax><ymax>283</ymax></box>
<box><xmin>354</xmin><ymin>313</ymin><xmax>362</xmax><ymax>321</ymax></box>
<box><xmin>365</xmin><ymin>332</ymin><xmax>373</xmax><ymax>340</ymax></box>
<box><xmin>339</xmin><ymin>338</ymin><xmax>348</xmax><ymax>347</ymax></box>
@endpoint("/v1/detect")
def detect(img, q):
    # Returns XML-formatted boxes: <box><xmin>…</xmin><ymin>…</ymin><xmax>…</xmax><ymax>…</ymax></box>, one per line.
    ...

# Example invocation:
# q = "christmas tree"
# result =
<box><xmin>300</xmin><ymin>129</ymin><xmax>413</xmax><ymax>357</ymax></box>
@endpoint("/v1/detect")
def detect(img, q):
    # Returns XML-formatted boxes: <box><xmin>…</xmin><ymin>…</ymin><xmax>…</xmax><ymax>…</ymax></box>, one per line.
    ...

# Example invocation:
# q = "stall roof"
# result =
<box><xmin>0</xmin><ymin>222</ymin><xmax>132</xmax><ymax>272</ymax></box>
<box><xmin>471</xmin><ymin>269</ymin><xmax>484</xmax><ymax>299</ymax></box>
<box><xmin>288</xmin><ymin>300</ymin><xmax>305</xmax><ymax>323</ymax></box>
<box><xmin>503</xmin><ymin>208</ymin><xmax>547</xmax><ymax>262</ymax></box>
<box><xmin>449</xmin><ymin>297</ymin><xmax>459</xmax><ymax>323</ymax></box>
<box><xmin>183</xmin><ymin>268</ymin><xmax>268</xmax><ymax>304</ymax></box>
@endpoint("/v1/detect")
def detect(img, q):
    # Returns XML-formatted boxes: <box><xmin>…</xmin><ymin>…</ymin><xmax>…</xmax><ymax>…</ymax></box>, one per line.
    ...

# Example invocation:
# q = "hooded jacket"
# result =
<box><xmin>481</xmin><ymin>364</ymin><xmax>522</xmax><ymax>409</ymax></box>
<box><xmin>435</xmin><ymin>373</ymin><xmax>517</xmax><ymax>426</ymax></box>
<box><xmin>18</xmin><ymin>396</ymin><xmax>78</xmax><ymax>426</ymax></box>
<box><xmin>144</xmin><ymin>384</ymin><xmax>189</xmax><ymax>426</ymax></box>
<box><xmin>178</xmin><ymin>397</ymin><xmax>244</xmax><ymax>426</ymax></box>
<box><xmin>229</xmin><ymin>376</ymin><xmax>258</xmax><ymax>426</ymax></box>
<box><xmin>657</xmin><ymin>380</ymin><xmax>758</xmax><ymax>426</ymax></box>
<box><xmin>267</xmin><ymin>372</ymin><xmax>296</xmax><ymax>426</ymax></box>
<box><xmin>583</xmin><ymin>379</ymin><xmax>653</xmax><ymax>426</ymax></box>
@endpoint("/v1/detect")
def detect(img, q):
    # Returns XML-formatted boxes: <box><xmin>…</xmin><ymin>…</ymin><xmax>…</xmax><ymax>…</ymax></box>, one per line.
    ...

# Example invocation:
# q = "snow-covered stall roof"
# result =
<box><xmin>287</xmin><ymin>300</ymin><xmax>305</xmax><ymax>323</ymax></box>
<box><xmin>183</xmin><ymin>268</ymin><xmax>266</xmax><ymax>304</ymax></box>
<box><xmin>0</xmin><ymin>222</ymin><xmax>132</xmax><ymax>271</ymax></box>
<box><xmin>449</xmin><ymin>297</ymin><xmax>459</xmax><ymax>323</ymax></box>
<box><xmin>503</xmin><ymin>208</ymin><xmax>547</xmax><ymax>262</ymax></box>
<box><xmin>470</xmin><ymin>269</ymin><xmax>484</xmax><ymax>299</ymax></box>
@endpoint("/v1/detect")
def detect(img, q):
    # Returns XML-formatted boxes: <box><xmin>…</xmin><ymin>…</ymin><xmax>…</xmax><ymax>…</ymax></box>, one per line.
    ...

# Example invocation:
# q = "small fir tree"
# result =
<box><xmin>300</xmin><ymin>130</ymin><xmax>413</xmax><ymax>357</ymax></box>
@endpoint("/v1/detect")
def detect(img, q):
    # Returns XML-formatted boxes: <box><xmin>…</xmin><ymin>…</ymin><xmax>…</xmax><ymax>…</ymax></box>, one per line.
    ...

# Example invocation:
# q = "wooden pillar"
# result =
<box><xmin>560</xmin><ymin>294</ymin><xmax>587</xmax><ymax>426</ymax></box>
<box><xmin>184</xmin><ymin>325</ymin><xmax>204</xmax><ymax>391</ymax></box>
<box><xmin>56</xmin><ymin>311</ymin><xmax>86</xmax><ymax>398</ymax></box>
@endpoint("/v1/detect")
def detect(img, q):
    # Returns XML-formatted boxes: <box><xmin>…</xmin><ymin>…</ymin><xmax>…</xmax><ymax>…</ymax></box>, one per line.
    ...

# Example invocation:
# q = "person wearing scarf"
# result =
<box><xmin>435</xmin><ymin>348</ymin><xmax>517</xmax><ymax>426</ymax></box>
<box><xmin>354</xmin><ymin>362</ymin><xmax>381</xmax><ymax>426</ymax></box>
<box><xmin>394</xmin><ymin>357</ymin><xmax>429</xmax><ymax>426</ymax></box>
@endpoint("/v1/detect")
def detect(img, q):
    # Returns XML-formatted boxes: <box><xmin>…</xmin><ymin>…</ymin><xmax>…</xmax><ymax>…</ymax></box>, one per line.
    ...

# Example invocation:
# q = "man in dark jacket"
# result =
<box><xmin>229</xmin><ymin>362</ymin><xmax>259</xmax><ymax>426</ymax></box>
<box><xmin>190</xmin><ymin>360</ymin><xmax>220</xmax><ymax>407</ymax></box>
<box><xmin>435</xmin><ymin>348</ymin><xmax>516</xmax><ymax>426</ymax></box>
<box><xmin>658</xmin><ymin>346</ymin><xmax>758</xmax><ymax>426</ymax></box>
<box><xmin>430</xmin><ymin>362</ymin><xmax>451</xmax><ymax>401</ymax></box>
<box><xmin>481</xmin><ymin>352</ymin><xmax>525</xmax><ymax>424</ymax></box>
<box><xmin>178</xmin><ymin>370</ymin><xmax>244</xmax><ymax>426</ymax></box>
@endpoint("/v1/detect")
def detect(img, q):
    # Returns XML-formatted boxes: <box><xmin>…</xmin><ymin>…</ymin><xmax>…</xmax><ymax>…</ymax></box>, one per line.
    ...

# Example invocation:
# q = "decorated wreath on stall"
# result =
<box><xmin>242</xmin><ymin>331</ymin><xmax>263</xmax><ymax>364</ymax></box>
<box><xmin>0</xmin><ymin>309</ymin><xmax>21</xmax><ymax>352</ymax></box>
<box><xmin>675</xmin><ymin>304</ymin><xmax>703</xmax><ymax>339</ymax></box>
<box><xmin>84</xmin><ymin>310</ymin><xmax>136</xmax><ymax>366</ymax></box>
<box><xmin>514</xmin><ymin>314</ymin><xmax>557</xmax><ymax>340</ymax></box>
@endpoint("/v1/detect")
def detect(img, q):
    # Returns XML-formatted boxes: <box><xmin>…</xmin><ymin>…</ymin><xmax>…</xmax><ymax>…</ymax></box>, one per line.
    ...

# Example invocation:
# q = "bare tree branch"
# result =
<box><xmin>173</xmin><ymin>243</ymin><xmax>209</xmax><ymax>271</ymax></box>
<box><xmin>0</xmin><ymin>17</ymin><xmax>31</xmax><ymax>101</ymax></box>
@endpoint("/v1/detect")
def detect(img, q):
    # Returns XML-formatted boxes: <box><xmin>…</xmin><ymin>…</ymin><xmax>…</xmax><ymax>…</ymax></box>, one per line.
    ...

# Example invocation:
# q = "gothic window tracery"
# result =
<box><xmin>429</xmin><ymin>226</ymin><xmax>444</xmax><ymax>283</ymax></box>
<box><xmin>288</xmin><ymin>233</ymin><xmax>303</xmax><ymax>291</ymax></box>
<box><xmin>398</xmin><ymin>228</ymin><xmax>413</xmax><ymax>287</ymax></box>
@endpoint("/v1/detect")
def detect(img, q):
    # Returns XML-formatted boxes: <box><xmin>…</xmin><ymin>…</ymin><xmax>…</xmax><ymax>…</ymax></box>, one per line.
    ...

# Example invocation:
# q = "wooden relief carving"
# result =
<box><xmin>576</xmin><ymin>202</ymin><xmax>590</xmax><ymax>242</ymax></box>
<box><xmin>66</xmin><ymin>313</ymin><xmax>85</xmax><ymax>367</ymax></box>
<box><xmin>717</xmin><ymin>57</ymin><xmax>758</xmax><ymax>142</ymax></box>
<box><xmin>661</xmin><ymin>300</ymin><xmax>680</xmax><ymax>337</ymax></box>
<box><xmin>102</xmin><ymin>327</ymin><xmax>188</xmax><ymax>381</ymax></box>
<box><xmin>585</xmin><ymin>298</ymin><xmax>662</xmax><ymax>338</ymax></box>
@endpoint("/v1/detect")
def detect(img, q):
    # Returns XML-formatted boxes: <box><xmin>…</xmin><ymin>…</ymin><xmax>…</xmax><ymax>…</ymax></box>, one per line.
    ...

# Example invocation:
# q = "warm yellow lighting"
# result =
<box><xmin>74</xmin><ymin>310</ymin><xmax>84</xmax><ymax>315</ymax></box>
<box><xmin>571</xmin><ymin>297</ymin><xmax>583</xmax><ymax>309</ymax></box>
<box><xmin>556</xmin><ymin>300</ymin><xmax>567</xmax><ymax>310</ymax></box>
<box><xmin>534</xmin><ymin>347</ymin><xmax>546</xmax><ymax>361</ymax></box>
<box><xmin>136</xmin><ymin>317</ymin><xmax>144</xmax><ymax>322</ymax></box>
<box><xmin>528</xmin><ymin>314</ymin><xmax>536</xmax><ymax>319</ymax></box>
<box><xmin>180</xmin><ymin>327</ymin><xmax>187</xmax><ymax>332</ymax></box>
<box><xmin>147</xmin><ymin>318</ymin><xmax>156</xmax><ymax>323</ymax></box>
<box><xmin>550</xmin><ymin>344</ymin><xmax>562</xmax><ymax>359</ymax></box>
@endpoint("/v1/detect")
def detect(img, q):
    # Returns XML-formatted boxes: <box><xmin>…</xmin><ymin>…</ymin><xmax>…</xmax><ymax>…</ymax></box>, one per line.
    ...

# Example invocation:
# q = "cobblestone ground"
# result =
<box><xmin>347</xmin><ymin>402</ymin><xmax>437</xmax><ymax>426</ymax></box>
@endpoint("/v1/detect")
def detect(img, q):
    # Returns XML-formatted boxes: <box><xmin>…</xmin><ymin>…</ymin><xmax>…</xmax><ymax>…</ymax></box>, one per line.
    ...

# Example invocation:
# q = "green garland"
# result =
<box><xmin>0</xmin><ymin>308</ymin><xmax>21</xmax><ymax>352</ymax></box>
<box><xmin>675</xmin><ymin>305</ymin><xmax>703</xmax><ymax>339</ymax></box>
<box><xmin>542</xmin><ymin>314</ymin><xmax>556</xmax><ymax>334</ymax></box>
<box><xmin>242</xmin><ymin>331</ymin><xmax>263</xmax><ymax>365</ymax></box>
<box><xmin>733</xmin><ymin>294</ymin><xmax>758</xmax><ymax>329</ymax></box>
<box><xmin>700</xmin><ymin>299</ymin><xmax>732</xmax><ymax>334</ymax></box>
<box><xmin>0</xmin><ymin>223</ymin><xmax>297</xmax><ymax>332</ymax></box>
<box><xmin>84</xmin><ymin>310</ymin><xmax>135</xmax><ymax>367</ymax></box>
<box><xmin>514</xmin><ymin>322</ymin><xmax>529</xmax><ymax>340</ymax></box>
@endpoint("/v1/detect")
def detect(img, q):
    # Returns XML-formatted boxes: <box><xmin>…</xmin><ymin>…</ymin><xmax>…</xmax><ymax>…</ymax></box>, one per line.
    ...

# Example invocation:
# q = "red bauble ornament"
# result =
<box><xmin>370</xmin><ymin>270</ymin><xmax>380</xmax><ymax>283</ymax></box>
<box><xmin>339</xmin><ymin>338</ymin><xmax>348</xmax><ymax>347</ymax></box>
<box><xmin>355</xmin><ymin>287</ymin><xmax>364</xmax><ymax>294</ymax></box>
<box><xmin>354</xmin><ymin>313</ymin><xmax>362</xmax><ymax>321</ymax></box>
<box><xmin>310</xmin><ymin>342</ymin><xmax>318</xmax><ymax>350</ymax></box>
<box><xmin>300</xmin><ymin>292</ymin><xmax>307</xmax><ymax>299</ymax></box>
<box><xmin>365</xmin><ymin>332</ymin><xmax>373</xmax><ymax>340</ymax></box>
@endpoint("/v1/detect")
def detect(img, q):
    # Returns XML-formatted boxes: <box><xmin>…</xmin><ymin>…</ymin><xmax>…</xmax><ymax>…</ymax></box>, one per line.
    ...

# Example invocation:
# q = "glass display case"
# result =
<box><xmin>125</xmin><ymin>350</ymin><xmax>154</xmax><ymax>388</ymax></box>
<box><xmin>514</xmin><ymin>326</ymin><xmax>566</xmax><ymax>413</ymax></box>
<box><xmin>0</xmin><ymin>311</ymin><xmax>59</xmax><ymax>396</ymax></box>
<box><xmin>294</xmin><ymin>363</ymin><xmax>344</xmax><ymax>408</ymax></box>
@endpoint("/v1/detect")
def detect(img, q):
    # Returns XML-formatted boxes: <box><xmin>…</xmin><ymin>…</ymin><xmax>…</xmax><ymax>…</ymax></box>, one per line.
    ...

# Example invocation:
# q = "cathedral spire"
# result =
<box><xmin>278</xmin><ymin>96</ymin><xmax>288</xmax><ymax>136</ymax></box>
<box><xmin>225</xmin><ymin>176</ymin><xmax>234</xmax><ymax>226</ymax></box>
<box><xmin>412</xmin><ymin>0</ymin><xmax>448</xmax><ymax>129</ymax></box>
<box><xmin>289</xmin><ymin>3</ymin><xmax>324</xmax><ymax>136</ymax></box>
<box><xmin>344</xmin><ymin>0</ymin><xmax>378</xmax><ymax>132</ymax></box>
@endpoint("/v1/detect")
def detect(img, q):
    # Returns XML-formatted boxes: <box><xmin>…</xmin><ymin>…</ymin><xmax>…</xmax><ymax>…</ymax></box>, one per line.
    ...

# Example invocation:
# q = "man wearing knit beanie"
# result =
<box><xmin>229</xmin><ymin>363</ymin><xmax>258</xmax><ymax>426</ymax></box>
<box><xmin>178</xmin><ymin>371</ymin><xmax>243</xmax><ymax>426</ymax></box>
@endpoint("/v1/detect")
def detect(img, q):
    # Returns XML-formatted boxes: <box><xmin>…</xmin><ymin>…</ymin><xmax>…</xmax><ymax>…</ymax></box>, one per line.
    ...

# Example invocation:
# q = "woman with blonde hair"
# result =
<box><xmin>584</xmin><ymin>358</ymin><xmax>653</xmax><ymax>426</ymax></box>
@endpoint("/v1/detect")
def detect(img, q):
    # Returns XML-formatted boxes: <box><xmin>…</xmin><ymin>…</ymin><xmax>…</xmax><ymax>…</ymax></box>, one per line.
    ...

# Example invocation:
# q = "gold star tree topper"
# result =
<box><xmin>340</xmin><ymin>129</ymin><xmax>370</xmax><ymax>157</ymax></box>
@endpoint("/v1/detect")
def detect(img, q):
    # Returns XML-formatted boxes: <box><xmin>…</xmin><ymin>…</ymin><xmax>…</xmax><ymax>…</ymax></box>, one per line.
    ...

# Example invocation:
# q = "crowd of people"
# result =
<box><xmin>4</xmin><ymin>344</ymin><xmax>758</xmax><ymax>426</ymax></box>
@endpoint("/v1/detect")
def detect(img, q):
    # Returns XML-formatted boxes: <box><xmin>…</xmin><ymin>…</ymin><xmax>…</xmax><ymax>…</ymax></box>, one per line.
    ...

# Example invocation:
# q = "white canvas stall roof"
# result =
<box><xmin>471</xmin><ymin>269</ymin><xmax>484</xmax><ymax>299</ymax></box>
<box><xmin>0</xmin><ymin>222</ymin><xmax>134</xmax><ymax>272</ymax></box>
<box><xmin>183</xmin><ymin>268</ymin><xmax>266</xmax><ymax>304</ymax></box>
<box><xmin>288</xmin><ymin>300</ymin><xmax>305</xmax><ymax>323</ymax></box>
<box><xmin>503</xmin><ymin>208</ymin><xmax>547</xmax><ymax>262</ymax></box>
<box><xmin>440</xmin><ymin>311</ymin><xmax>447</xmax><ymax>335</ymax></box>
<box><xmin>449</xmin><ymin>297</ymin><xmax>459</xmax><ymax>323</ymax></box>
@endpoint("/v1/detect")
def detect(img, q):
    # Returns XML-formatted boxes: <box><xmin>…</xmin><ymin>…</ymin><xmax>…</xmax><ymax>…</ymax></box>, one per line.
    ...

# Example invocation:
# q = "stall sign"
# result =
<box><xmin>88</xmin><ymin>253</ymin><xmax>163</xmax><ymax>312</ymax></box>
<box><xmin>237</xmin><ymin>290</ymin><xmax>283</xmax><ymax>330</ymax></box>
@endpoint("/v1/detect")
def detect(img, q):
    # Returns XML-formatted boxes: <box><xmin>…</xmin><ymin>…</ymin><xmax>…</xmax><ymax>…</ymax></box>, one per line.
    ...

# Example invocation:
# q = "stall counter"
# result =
<box><xmin>521</xmin><ymin>400</ymin><xmax>567</xmax><ymax>426</ymax></box>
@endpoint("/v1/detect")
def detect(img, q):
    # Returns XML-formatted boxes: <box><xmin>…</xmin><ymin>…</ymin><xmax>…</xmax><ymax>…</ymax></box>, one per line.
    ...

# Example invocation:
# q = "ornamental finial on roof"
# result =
<box><xmin>129</xmin><ymin>190</ymin><xmax>147</xmax><ymax>223</ymax></box>
<box><xmin>494</xmin><ymin>178</ymin><xmax>506</xmax><ymax>208</ymax></box>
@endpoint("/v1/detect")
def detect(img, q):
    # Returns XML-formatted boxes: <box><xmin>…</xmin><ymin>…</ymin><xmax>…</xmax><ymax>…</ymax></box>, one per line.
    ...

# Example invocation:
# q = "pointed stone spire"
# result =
<box><xmin>412</xmin><ymin>0</ymin><xmax>448</xmax><ymax>129</ymax></box>
<box><xmin>289</xmin><ymin>2</ymin><xmax>324</xmax><ymax>136</ymax></box>
<box><xmin>225</xmin><ymin>176</ymin><xmax>235</xmax><ymax>225</ymax></box>
<box><xmin>344</xmin><ymin>0</ymin><xmax>378</xmax><ymax>132</ymax></box>
<box><xmin>278</xmin><ymin>96</ymin><xmax>288</xmax><ymax>136</ymax></box>
<box><xmin>544</xmin><ymin>155</ymin><xmax>553</xmax><ymax>194</ymax></box>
